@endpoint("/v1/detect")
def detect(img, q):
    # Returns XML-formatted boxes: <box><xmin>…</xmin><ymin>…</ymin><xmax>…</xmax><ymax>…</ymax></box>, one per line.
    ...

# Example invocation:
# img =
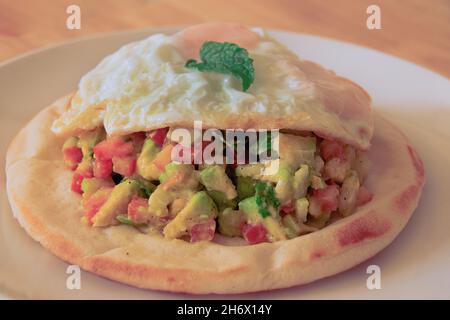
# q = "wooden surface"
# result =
<box><xmin>0</xmin><ymin>0</ymin><xmax>449</xmax><ymax>77</ymax></box>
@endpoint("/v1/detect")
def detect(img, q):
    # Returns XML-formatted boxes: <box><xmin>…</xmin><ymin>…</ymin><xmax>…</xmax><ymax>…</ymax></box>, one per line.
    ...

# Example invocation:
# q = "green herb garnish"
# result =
<box><xmin>185</xmin><ymin>41</ymin><xmax>255</xmax><ymax>91</ymax></box>
<box><xmin>254</xmin><ymin>182</ymin><xmax>280</xmax><ymax>218</ymax></box>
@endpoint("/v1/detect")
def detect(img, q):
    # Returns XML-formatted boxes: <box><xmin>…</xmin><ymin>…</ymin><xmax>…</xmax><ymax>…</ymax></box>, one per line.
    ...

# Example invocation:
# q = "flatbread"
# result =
<box><xmin>6</xmin><ymin>95</ymin><xmax>425</xmax><ymax>294</ymax></box>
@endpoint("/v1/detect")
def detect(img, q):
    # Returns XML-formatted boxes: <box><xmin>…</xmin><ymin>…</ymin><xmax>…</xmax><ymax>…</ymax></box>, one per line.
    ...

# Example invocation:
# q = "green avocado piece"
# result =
<box><xmin>307</xmin><ymin>211</ymin><xmax>331</xmax><ymax>229</ymax></box>
<box><xmin>207</xmin><ymin>190</ymin><xmax>237</xmax><ymax>211</ymax></box>
<box><xmin>91</xmin><ymin>179</ymin><xmax>140</xmax><ymax>227</ymax></box>
<box><xmin>158</xmin><ymin>163</ymin><xmax>199</xmax><ymax>189</ymax></box>
<box><xmin>238</xmin><ymin>196</ymin><xmax>286</xmax><ymax>241</ymax></box>
<box><xmin>81</xmin><ymin>177</ymin><xmax>114</xmax><ymax>197</ymax></box>
<box><xmin>78</xmin><ymin>127</ymin><xmax>105</xmax><ymax>159</ymax></box>
<box><xmin>116</xmin><ymin>214</ymin><xmax>147</xmax><ymax>227</ymax></box>
<box><xmin>163</xmin><ymin>191</ymin><xmax>218</xmax><ymax>239</ymax></box>
<box><xmin>236</xmin><ymin>176</ymin><xmax>256</xmax><ymax>200</ymax></box>
<box><xmin>282</xmin><ymin>215</ymin><xmax>301</xmax><ymax>239</ymax></box>
<box><xmin>136</xmin><ymin>139</ymin><xmax>161</xmax><ymax>180</ymax></box>
<box><xmin>295</xmin><ymin>197</ymin><xmax>309</xmax><ymax>223</ymax></box>
<box><xmin>147</xmin><ymin>187</ymin><xmax>177</xmax><ymax>217</ymax></box>
<box><xmin>218</xmin><ymin>208</ymin><xmax>246</xmax><ymax>237</ymax></box>
<box><xmin>279</xmin><ymin>134</ymin><xmax>316</xmax><ymax>168</ymax></box>
<box><xmin>199</xmin><ymin>165</ymin><xmax>237</xmax><ymax>200</ymax></box>
<box><xmin>63</xmin><ymin>136</ymin><xmax>79</xmax><ymax>149</ymax></box>
<box><xmin>134</xmin><ymin>177</ymin><xmax>156</xmax><ymax>197</ymax></box>
<box><xmin>158</xmin><ymin>162</ymin><xmax>181</xmax><ymax>183</ymax></box>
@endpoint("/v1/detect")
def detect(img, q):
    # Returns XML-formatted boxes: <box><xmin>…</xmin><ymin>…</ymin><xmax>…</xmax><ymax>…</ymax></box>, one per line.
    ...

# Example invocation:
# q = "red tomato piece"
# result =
<box><xmin>93</xmin><ymin>159</ymin><xmax>113</xmax><ymax>178</ymax></box>
<box><xmin>242</xmin><ymin>223</ymin><xmax>267</xmax><ymax>245</ymax></box>
<box><xmin>280</xmin><ymin>201</ymin><xmax>295</xmax><ymax>216</ymax></box>
<box><xmin>129</xmin><ymin>132</ymin><xmax>146</xmax><ymax>151</ymax></box>
<box><xmin>174</xmin><ymin>141</ymin><xmax>209</xmax><ymax>164</ymax></box>
<box><xmin>71</xmin><ymin>172</ymin><xmax>84</xmax><ymax>194</ymax></box>
<box><xmin>190</xmin><ymin>219</ymin><xmax>216</xmax><ymax>243</ymax></box>
<box><xmin>63</xmin><ymin>146</ymin><xmax>83</xmax><ymax>170</ymax></box>
<box><xmin>320</xmin><ymin>140</ymin><xmax>345</xmax><ymax>161</ymax></box>
<box><xmin>93</xmin><ymin>137</ymin><xmax>134</xmax><ymax>161</ymax></box>
<box><xmin>112</xmin><ymin>156</ymin><xmax>136</xmax><ymax>177</ymax></box>
<box><xmin>312</xmin><ymin>184</ymin><xmax>340</xmax><ymax>212</ymax></box>
<box><xmin>150</xmin><ymin>127</ymin><xmax>169</xmax><ymax>147</ymax></box>
<box><xmin>127</xmin><ymin>196</ymin><xmax>149</xmax><ymax>223</ymax></box>
<box><xmin>356</xmin><ymin>186</ymin><xmax>373</xmax><ymax>206</ymax></box>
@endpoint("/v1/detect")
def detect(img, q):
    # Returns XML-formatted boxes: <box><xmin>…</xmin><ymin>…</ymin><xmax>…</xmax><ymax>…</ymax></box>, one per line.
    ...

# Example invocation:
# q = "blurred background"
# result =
<box><xmin>0</xmin><ymin>0</ymin><xmax>449</xmax><ymax>77</ymax></box>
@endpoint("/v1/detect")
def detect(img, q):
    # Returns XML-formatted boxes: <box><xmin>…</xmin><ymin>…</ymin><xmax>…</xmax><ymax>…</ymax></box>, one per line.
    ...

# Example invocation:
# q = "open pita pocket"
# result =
<box><xmin>5</xmin><ymin>24</ymin><xmax>424</xmax><ymax>294</ymax></box>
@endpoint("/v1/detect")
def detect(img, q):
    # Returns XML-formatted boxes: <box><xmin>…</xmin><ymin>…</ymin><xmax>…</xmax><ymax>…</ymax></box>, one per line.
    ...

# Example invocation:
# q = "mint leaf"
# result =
<box><xmin>185</xmin><ymin>41</ymin><xmax>255</xmax><ymax>91</ymax></box>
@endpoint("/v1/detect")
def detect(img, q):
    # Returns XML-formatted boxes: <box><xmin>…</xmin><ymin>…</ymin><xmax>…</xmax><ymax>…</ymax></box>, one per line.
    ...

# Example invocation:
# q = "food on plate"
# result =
<box><xmin>6</xmin><ymin>23</ymin><xmax>425</xmax><ymax>294</ymax></box>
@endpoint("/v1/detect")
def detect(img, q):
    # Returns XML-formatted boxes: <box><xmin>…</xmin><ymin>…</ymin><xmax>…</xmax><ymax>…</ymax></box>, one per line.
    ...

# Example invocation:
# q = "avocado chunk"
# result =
<box><xmin>148</xmin><ymin>187</ymin><xmax>177</xmax><ymax>217</ymax></box>
<box><xmin>163</xmin><ymin>191</ymin><xmax>218</xmax><ymax>239</ymax></box>
<box><xmin>136</xmin><ymin>139</ymin><xmax>161</xmax><ymax>180</ymax></box>
<box><xmin>199</xmin><ymin>165</ymin><xmax>237</xmax><ymax>200</ymax></box>
<box><xmin>81</xmin><ymin>177</ymin><xmax>114</xmax><ymax>198</ymax></box>
<box><xmin>295</xmin><ymin>197</ymin><xmax>309</xmax><ymax>223</ymax></box>
<box><xmin>134</xmin><ymin>177</ymin><xmax>156</xmax><ymax>197</ymax></box>
<box><xmin>239</xmin><ymin>197</ymin><xmax>286</xmax><ymax>241</ymax></box>
<box><xmin>207</xmin><ymin>190</ymin><xmax>237</xmax><ymax>211</ymax></box>
<box><xmin>159</xmin><ymin>163</ymin><xmax>199</xmax><ymax>190</ymax></box>
<box><xmin>148</xmin><ymin>164</ymin><xmax>199</xmax><ymax>217</ymax></box>
<box><xmin>116</xmin><ymin>214</ymin><xmax>147</xmax><ymax>227</ymax></box>
<box><xmin>279</xmin><ymin>133</ymin><xmax>316</xmax><ymax>169</ymax></box>
<box><xmin>307</xmin><ymin>211</ymin><xmax>331</xmax><ymax>229</ymax></box>
<box><xmin>218</xmin><ymin>208</ymin><xmax>246</xmax><ymax>237</ymax></box>
<box><xmin>236</xmin><ymin>176</ymin><xmax>256</xmax><ymax>200</ymax></box>
<box><xmin>91</xmin><ymin>179</ymin><xmax>140</xmax><ymax>227</ymax></box>
<box><xmin>275</xmin><ymin>164</ymin><xmax>310</xmax><ymax>204</ymax></box>
<box><xmin>282</xmin><ymin>214</ymin><xmax>317</xmax><ymax>238</ymax></box>
<box><xmin>78</xmin><ymin>127</ymin><xmax>105</xmax><ymax>159</ymax></box>
<box><xmin>63</xmin><ymin>136</ymin><xmax>79</xmax><ymax>149</ymax></box>
<box><xmin>282</xmin><ymin>215</ymin><xmax>301</xmax><ymax>239</ymax></box>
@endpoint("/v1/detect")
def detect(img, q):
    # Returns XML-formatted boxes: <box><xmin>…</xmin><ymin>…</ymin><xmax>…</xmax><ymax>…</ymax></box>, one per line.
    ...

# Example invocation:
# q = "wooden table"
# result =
<box><xmin>0</xmin><ymin>0</ymin><xmax>449</xmax><ymax>77</ymax></box>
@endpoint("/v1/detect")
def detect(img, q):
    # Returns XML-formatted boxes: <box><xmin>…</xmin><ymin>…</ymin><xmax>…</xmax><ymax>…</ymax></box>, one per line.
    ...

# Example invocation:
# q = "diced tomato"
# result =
<box><xmin>242</xmin><ymin>224</ymin><xmax>267</xmax><ymax>245</ymax></box>
<box><xmin>177</xmin><ymin>141</ymin><xmax>212</xmax><ymax>164</ymax></box>
<box><xmin>190</xmin><ymin>219</ymin><xmax>216</xmax><ymax>243</ymax></box>
<box><xmin>83</xmin><ymin>188</ymin><xmax>113</xmax><ymax>222</ymax></box>
<box><xmin>71</xmin><ymin>172</ymin><xmax>84</xmax><ymax>194</ymax></box>
<box><xmin>127</xmin><ymin>196</ymin><xmax>149</xmax><ymax>223</ymax></box>
<box><xmin>93</xmin><ymin>137</ymin><xmax>134</xmax><ymax>161</ymax></box>
<box><xmin>150</xmin><ymin>127</ymin><xmax>169</xmax><ymax>147</ymax></box>
<box><xmin>129</xmin><ymin>132</ymin><xmax>146</xmax><ymax>151</ymax></box>
<box><xmin>280</xmin><ymin>201</ymin><xmax>295</xmax><ymax>217</ymax></box>
<box><xmin>312</xmin><ymin>184</ymin><xmax>340</xmax><ymax>212</ymax></box>
<box><xmin>130</xmin><ymin>132</ymin><xmax>146</xmax><ymax>142</ymax></box>
<box><xmin>63</xmin><ymin>146</ymin><xmax>83</xmax><ymax>170</ymax></box>
<box><xmin>153</xmin><ymin>144</ymin><xmax>174</xmax><ymax>171</ymax></box>
<box><xmin>356</xmin><ymin>186</ymin><xmax>373</xmax><ymax>206</ymax></box>
<box><xmin>93</xmin><ymin>159</ymin><xmax>113</xmax><ymax>178</ymax></box>
<box><xmin>112</xmin><ymin>156</ymin><xmax>136</xmax><ymax>177</ymax></box>
<box><xmin>320</xmin><ymin>140</ymin><xmax>345</xmax><ymax>161</ymax></box>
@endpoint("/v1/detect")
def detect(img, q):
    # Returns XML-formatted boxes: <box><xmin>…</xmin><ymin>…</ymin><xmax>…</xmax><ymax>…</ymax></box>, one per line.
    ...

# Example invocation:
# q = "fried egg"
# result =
<box><xmin>52</xmin><ymin>23</ymin><xmax>373</xmax><ymax>149</ymax></box>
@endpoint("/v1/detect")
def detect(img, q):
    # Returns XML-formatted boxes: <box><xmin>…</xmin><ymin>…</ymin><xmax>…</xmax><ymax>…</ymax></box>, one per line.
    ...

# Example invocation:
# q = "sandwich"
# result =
<box><xmin>5</xmin><ymin>23</ymin><xmax>425</xmax><ymax>294</ymax></box>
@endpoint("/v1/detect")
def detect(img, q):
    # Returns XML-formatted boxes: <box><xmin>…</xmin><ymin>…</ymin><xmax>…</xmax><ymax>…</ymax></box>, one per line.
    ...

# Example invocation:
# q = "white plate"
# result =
<box><xmin>1</xmin><ymin>28</ymin><xmax>449</xmax><ymax>299</ymax></box>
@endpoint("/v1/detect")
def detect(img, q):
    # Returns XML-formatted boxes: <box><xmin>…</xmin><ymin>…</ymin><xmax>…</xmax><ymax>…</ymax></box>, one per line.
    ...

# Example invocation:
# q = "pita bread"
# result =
<box><xmin>6</xmin><ymin>95</ymin><xmax>424</xmax><ymax>294</ymax></box>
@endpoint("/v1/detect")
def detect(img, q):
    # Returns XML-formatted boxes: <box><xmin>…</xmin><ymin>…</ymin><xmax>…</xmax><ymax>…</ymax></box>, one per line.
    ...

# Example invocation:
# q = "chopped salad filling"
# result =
<box><xmin>63</xmin><ymin>126</ymin><xmax>373</xmax><ymax>244</ymax></box>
